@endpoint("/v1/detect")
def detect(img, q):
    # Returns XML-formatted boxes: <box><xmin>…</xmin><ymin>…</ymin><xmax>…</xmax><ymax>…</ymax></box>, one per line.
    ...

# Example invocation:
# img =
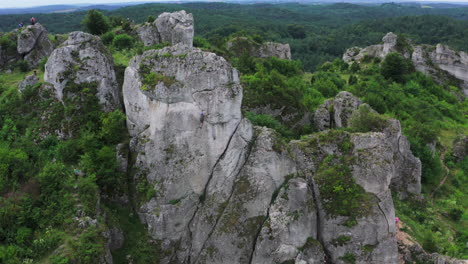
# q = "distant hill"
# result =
<box><xmin>0</xmin><ymin>2</ymin><xmax>148</xmax><ymax>15</ymax></box>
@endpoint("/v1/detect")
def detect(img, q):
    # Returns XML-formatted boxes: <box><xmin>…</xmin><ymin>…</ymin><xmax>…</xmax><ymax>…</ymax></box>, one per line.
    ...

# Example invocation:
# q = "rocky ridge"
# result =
<box><xmin>343</xmin><ymin>32</ymin><xmax>468</xmax><ymax>97</ymax></box>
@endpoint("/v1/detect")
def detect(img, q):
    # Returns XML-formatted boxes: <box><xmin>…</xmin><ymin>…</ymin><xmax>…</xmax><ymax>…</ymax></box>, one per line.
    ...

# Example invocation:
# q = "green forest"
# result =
<box><xmin>0</xmin><ymin>2</ymin><xmax>467</xmax><ymax>263</ymax></box>
<box><xmin>1</xmin><ymin>2</ymin><xmax>468</xmax><ymax>70</ymax></box>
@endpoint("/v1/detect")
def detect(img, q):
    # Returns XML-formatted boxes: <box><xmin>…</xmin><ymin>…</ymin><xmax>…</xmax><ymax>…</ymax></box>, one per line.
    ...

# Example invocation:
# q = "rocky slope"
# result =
<box><xmin>343</xmin><ymin>32</ymin><xmax>468</xmax><ymax>97</ymax></box>
<box><xmin>121</xmin><ymin>11</ymin><xmax>424</xmax><ymax>264</ymax></box>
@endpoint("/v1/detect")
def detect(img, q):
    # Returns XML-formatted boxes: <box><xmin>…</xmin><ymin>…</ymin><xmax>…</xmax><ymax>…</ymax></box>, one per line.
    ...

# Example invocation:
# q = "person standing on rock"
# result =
<box><xmin>30</xmin><ymin>17</ymin><xmax>36</xmax><ymax>25</ymax></box>
<box><xmin>18</xmin><ymin>22</ymin><xmax>23</xmax><ymax>29</ymax></box>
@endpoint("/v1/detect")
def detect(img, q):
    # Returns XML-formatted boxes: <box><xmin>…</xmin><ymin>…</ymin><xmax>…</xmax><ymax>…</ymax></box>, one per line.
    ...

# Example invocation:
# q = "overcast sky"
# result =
<box><xmin>0</xmin><ymin>0</ymin><xmax>467</xmax><ymax>9</ymax></box>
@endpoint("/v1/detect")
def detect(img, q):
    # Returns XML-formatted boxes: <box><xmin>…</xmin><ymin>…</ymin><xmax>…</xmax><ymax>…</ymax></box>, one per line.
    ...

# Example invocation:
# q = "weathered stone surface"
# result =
<box><xmin>135</xmin><ymin>22</ymin><xmax>160</xmax><ymax>46</ymax></box>
<box><xmin>44</xmin><ymin>31</ymin><xmax>121</xmax><ymax>111</ymax></box>
<box><xmin>123</xmin><ymin>30</ymin><xmax>421</xmax><ymax>263</ymax></box>
<box><xmin>17</xmin><ymin>23</ymin><xmax>53</xmax><ymax>67</ymax></box>
<box><xmin>257</xmin><ymin>42</ymin><xmax>292</xmax><ymax>60</ymax></box>
<box><xmin>18</xmin><ymin>74</ymin><xmax>39</xmax><ymax>93</ymax></box>
<box><xmin>252</xmin><ymin>177</ymin><xmax>321</xmax><ymax>264</ymax></box>
<box><xmin>155</xmin><ymin>10</ymin><xmax>194</xmax><ymax>48</ymax></box>
<box><xmin>343</xmin><ymin>32</ymin><xmax>399</xmax><ymax>63</ymax></box>
<box><xmin>313</xmin><ymin>91</ymin><xmax>362</xmax><ymax>131</ymax></box>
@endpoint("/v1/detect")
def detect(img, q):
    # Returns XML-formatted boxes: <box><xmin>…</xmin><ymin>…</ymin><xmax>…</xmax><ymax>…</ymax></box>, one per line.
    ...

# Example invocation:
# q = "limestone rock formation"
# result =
<box><xmin>343</xmin><ymin>32</ymin><xmax>401</xmax><ymax>63</ymax></box>
<box><xmin>313</xmin><ymin>91</ymin><xmax>363</xmax><ymax>131</ymax></box>
<box><xmin>17</xmin><ymin>23</ymin><xmax>53</xmax><ymax>67</ymax></box>
<box><xmin>227</xmin><ymin>37</ymin><xmax>292</xmax><ymax>60</ymax></box>
<box><xmin>258</xmin><ymin>42</ymin><xmax>292</xmax><ymax>60</ymax></box>
<box><xmin>44</xmin><ymin>31</ymin><xmax>121</xmax><ymax>111</ymax></box>
<box><xmin>343</xmin><ymin>32</ymin><xmax>468</xmax><ymax>97</ymax></box>
<box><xmin>135</xmin><ymin>23</ymin><xmax>160</xmax><ymax>46</ymax></box>
<box><xmin>314</xmin><ymin>92</ymin><xmax>421</xmax><ymax>196</ymax></box>
<box><xmin>135</xmin><ymin>10</ymin><xmax>194</xmax><ymax>48</ymax></box>
<box><xmin>123</xmin><ymin>36</ymin><xmax>421</xmax><ymax>262</ymax></box>
<box><xmin>18</xmin><ymin>74</ymin><xmax>39</xmax><ymax>93</ymax></box>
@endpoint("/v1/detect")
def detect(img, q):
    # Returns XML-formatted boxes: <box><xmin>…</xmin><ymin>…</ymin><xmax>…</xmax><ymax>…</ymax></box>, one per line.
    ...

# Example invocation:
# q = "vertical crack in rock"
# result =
<box><xmin>248</xmin><ymin>206</ymin><xmax>271</xmax><ymax>264</ymax></box>
<box><xmin>192</xmin><ymin>134</ymin><xmax>257</xmax><ymax>264</ymax></box>
<box><xmin>374</xmin><ymin>195</ymin><xmax>390</xmax><ymax>234</ymax></box>
<box><xmin>186</xmin><ymin>120</ymin><xmax>243</xmax><ymax>263</ymax></box>
<box><xmin>308</xmin><ymin>177</ymin><xmax>333</xmax><ymax>264</ymax></box>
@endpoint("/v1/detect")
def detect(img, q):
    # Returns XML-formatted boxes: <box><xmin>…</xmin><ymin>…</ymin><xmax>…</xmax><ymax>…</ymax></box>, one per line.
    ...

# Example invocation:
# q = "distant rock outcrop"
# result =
<box><xmin>17</xmin><ymin>23</ymin><xmax>53</xmax><ymax>67</ymax></box>
<box><xmin>44</xmin><ymin>31</ymin><xmax>121</xmax><ymax>111</ymax></box>
<box><xmin>135</xmin><ymin>10</ymin><xmax>194</xmax><ymax>48</ymax></box>
<box><xmin>343</xmin><ymin>32</ymin><xmax>402</xmax><ymax>63</ymax></box>
<box><xmin>227</xmin><ymin>37</ymin><xmax>292</xmax><ymax>60</ymax></box>
<box><xmin>343</xmin><ymin>32</ymin><xmax>468</xmax><ymax>97</ymax></box>
<box><xmin>313</xmin><ymin>91</ymin><xmax>363</xmax><ymax>131</ymax></box>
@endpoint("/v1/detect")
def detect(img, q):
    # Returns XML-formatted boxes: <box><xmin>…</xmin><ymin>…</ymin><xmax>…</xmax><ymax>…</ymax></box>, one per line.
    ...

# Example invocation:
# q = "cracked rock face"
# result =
<box><xmin>124</xmin><ymin>39</ymin><xmax>422</xmax><ymax>263</ymax></box>
<box><xmin>17</xmin><ymin>23</ymin><xmax>53</xmax><ymax>67</ymax></box>
<box><xmin>44</xmin><ymin>31</ymin><xmax>121</xmax><ymax>111</ymax></box>
<box><xmin>314</xmin><ymin>91</ymin><xmax>363</xmax><ymax>131</ymax></box>
<box><xmin>136</xmin><ymin>10</ymin><xmax>194</xmax><ymax>48</ymax></box>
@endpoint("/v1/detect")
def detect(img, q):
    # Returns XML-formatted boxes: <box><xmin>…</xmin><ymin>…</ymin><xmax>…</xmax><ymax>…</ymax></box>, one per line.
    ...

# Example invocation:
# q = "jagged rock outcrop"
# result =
<box><xmin>18</xmin><ymin>74</ymin><xmax>39</xmax><ymax>93</ymax></box>
<box><xmin>258</xmin><ymin>42</ymin><xmax>292</xmax><ymax>60</ymax></box>
<box><xmin>227</xmin><ymin>37</ymin><xmax>292</xmax><ymax>60</ymax></box>
<box><xmin>313</xmin><ymin>93</ymin><xmax>421</xmax><ymax>196</ymax></box>
<box><xmin>44</xmin><ymin>31</ymin><xmax>121</xmax><ymax>111</ymax></box>
<box><xmin>343</xmin><ymin>32</ymin><xmax>402</xmax><ymax>63</ymax></box>
<box><xmin>123</xmin><ymin>35</ymin><xmax>422</xmax><ymax>262</ymax></box>
<box><xmin>313</xmin><ymin>91</ymin><xmax>363</xmax><ymax>131</ymax></box>
<box><xmin>17</xmin><ymin>23</ymin><xmax>53</xmax><ymax>67</ymax></box>
<box><xmin>344</xmin><ymin>33</ymin><xmax>468</xmax><ymax>97</ymax></box>
<box><xmin>135</xmin><ymin>10</ymin><xmax>194</xmax><ymax>48</ymax></box>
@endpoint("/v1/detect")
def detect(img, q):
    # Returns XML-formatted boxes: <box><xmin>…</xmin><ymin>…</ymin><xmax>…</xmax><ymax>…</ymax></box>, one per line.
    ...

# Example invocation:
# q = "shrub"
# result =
<box><xmin>82</xmin><ymin>9</ymin><xmax>110</xmax><ymax>35</ymax></box>
<box><xmin>101</xmin><ymin>31</ymin><xmax>115</xmax><ymax>45</ymax></box>
<box><xmin>113</xmin><ymin>34</ymin><xmax>134</xmax><ymax>50</ymax></box>
<box><xmin>349</xmin><ymin>104</ymin><xmax>389</xmax><ymax>132</ymax></box>
<box><xmin>147</xmin><ymin>15</ymin><xmax>155</xmax><ymax>23</ymax></box>
<box><xmin>381</xmin><ymin>52</ymin><xmax>414</xmax><ymax>82</ymax></box>
<box><xmin>448</xmin><ymin>208</ymin><xmax>463</xmax><ymax>222</ymax></box>
<box><xmin>16</xmin><ymin>60</ymin><xmax>29</xmax><ymax>72</ymax></box>
<box><xmin>39</xmin><ymin>57</ymin><xmax>48</xmax><ymax>72</ymax></box>
<box><xmin>245</xmin><ymin>112</ymin><xmax>294</xmax><ymax>139</ymax></box>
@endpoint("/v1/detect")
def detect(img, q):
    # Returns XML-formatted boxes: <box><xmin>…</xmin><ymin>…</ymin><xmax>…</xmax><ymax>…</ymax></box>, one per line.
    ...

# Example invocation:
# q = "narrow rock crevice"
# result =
<box><xmin>374</xmin><ymin>194</ymin><xmax>391</xmax><ymax>234</ymax></box>
<box><xmin>192</xmin><ymin>133</ymin><xmax>257</xmax><ymax>264</ymax></box>
<box><xmin>308</xmin><ymin>177</ymin><xmax>333</xmax><ymax>264</ymax></box>
<box><xmin>185</xmin><ymin>119</ymin><xmax>244</xmax><ymax>263</ymax></box>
